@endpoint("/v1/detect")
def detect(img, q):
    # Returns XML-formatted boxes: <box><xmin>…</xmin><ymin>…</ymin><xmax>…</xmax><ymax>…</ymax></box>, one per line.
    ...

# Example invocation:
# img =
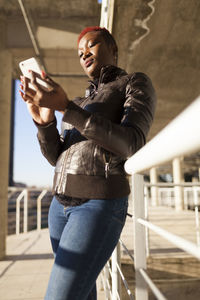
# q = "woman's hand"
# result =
<box><xmin>19</xmin><ymin>71</ymin><xmax>69</xmax><ymax>125</ymax></box>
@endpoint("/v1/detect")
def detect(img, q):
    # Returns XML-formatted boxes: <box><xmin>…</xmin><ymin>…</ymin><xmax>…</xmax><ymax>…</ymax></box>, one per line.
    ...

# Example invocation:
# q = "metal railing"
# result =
<box><xmin>8</xmin><ymin>187</ymin><xmax>51</xmax><ymax>235</ymax></box>
<box><xmin>100</xmin><ymin>96</ymin><xmax>200</xmax><ymax>299</ymax></box>
<box><xmin>144</xmin><ymin>182</ymin><xmax>200</xmax><ymax>247</ymax></box>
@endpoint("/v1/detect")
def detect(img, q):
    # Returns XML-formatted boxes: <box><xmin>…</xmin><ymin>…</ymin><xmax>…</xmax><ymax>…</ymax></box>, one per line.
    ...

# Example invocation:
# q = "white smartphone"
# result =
<box><xmin>19</xmin><ymin>57</ymin><xmax>51</xmax><ymax>91</ymax></box>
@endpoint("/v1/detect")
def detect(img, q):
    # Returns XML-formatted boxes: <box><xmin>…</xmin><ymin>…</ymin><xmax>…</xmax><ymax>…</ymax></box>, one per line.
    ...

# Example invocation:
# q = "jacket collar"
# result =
<box><xmin>85</xmin><ymin>65</ymin><xmax>127</xmax><ymax>97</ymax></box>
<box><xmin>98</xmin><ymin>65</ymin><xmax>127</xmax><ymax>84</ymax></box>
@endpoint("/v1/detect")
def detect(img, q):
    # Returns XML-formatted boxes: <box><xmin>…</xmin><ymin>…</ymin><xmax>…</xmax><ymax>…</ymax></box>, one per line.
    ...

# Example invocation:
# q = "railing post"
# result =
<box><xmin>150</xmin><ymin>167</ymin><xmax>158</xmax><ymax>206</ymax></box>
<box><xmin>112</xmin><ymin>242</ymin><xmax>121</xmax><ymax>300</ymax></box>
<box><xmin>37</xmin><ymin>190</ymin><xmax>47</xmax><ymax>231</ymax></box>
<box><xmin>23</xmin><ymin>189</ymin><xmax>28</xmax><ymax>233</ymax></box>
<box><xmin>16</xmin><ymin>190</ymin><xmax>25</xmax><ymax>235</ymax></box>
<box><xmin>193</xmin><ymin>186</ymin><xmax>200</xmax><ymax>246</ymax></box>
<box><xmin>173</xmin><ymin>157</ymin><xmax>184</xmax><ymax>210</ymax></box>
<box><xmin>184</xmin><ymin>188</ymin><xmax>188</xmax><ymax>209</ymax></box>
<box><xmin>144</xmin><ymin>186</ymin><xmax>150</xmax><ymax>258</ymax></box>
<box><xmin>133</xmin><ymin>174</ymin><xmax>148</xmax><ymax>300</ymax></box>
<box><xmin>104</xmin><ymin>263</ymin><xmax>111</xmax><ymax>299</ymax></box>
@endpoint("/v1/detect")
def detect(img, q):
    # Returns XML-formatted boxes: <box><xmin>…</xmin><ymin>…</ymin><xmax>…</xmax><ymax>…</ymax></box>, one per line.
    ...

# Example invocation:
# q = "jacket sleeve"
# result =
<box><xmin>62</xmin><ymin>72</ymin><xmax>156</xmax><ymax>159</ymax></box>
<box><xmin>35</xmin><ymin>119</ymin><xmax>63</xmax><ymax>166</ymax></box>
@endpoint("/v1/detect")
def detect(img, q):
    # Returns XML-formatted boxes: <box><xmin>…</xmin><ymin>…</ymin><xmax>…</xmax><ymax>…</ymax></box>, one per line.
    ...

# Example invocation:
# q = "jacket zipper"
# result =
<box><xmin>103</xmin><ymin>152</ymin><xmax>112</xmax><ymax>179</ymax></box>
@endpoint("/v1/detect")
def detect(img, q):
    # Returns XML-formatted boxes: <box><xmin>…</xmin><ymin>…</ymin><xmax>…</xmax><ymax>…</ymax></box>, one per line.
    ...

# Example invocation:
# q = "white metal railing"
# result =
<box><xmin>8</xmin><ymin>187</ymin><xmax>50</xmax><ymax>235</ymax></box>
<box><xmin>100</xmin><ymin>96</ymin><xmax>200</xmax><ymax>300</ymax></box>
<box><xmin>144</xmin><ymin>183</ymin><xmax>200</xmax><ymax>247</ymax></box>
<box><xmin>124</xmin><ymin>96</ymin><xmax>200</xmax><ymax>300</ymax></box>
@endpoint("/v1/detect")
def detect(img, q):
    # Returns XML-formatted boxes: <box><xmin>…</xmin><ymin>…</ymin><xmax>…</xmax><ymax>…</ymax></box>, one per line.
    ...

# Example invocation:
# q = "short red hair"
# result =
<box><xmin>77</xmin><ymin>26</ymin><xmax>109</xmax><ymax>44</ymax></box>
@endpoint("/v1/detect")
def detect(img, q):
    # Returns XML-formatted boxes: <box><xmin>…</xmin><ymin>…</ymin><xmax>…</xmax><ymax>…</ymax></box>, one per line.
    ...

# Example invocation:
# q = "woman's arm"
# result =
<box><xmin>62</xmin><ymin>72</ymin><xmax>156</xmax><ymax>159</ymax></box>
<box><xmin>20</xmin><ymin>71</ymin><xmax>70</xmax><ymax>166</ymax></box>
<box><xmin>35</xmin><ymin>119</ymin><xmax>64</xmax><ymax>166</ymax></box>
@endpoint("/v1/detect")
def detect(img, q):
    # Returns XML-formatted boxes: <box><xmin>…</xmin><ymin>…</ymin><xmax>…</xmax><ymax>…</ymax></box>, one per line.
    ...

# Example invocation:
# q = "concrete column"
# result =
<box><xmin>0</xmin><ymin>17</ymin><xmax>12</xmax><ymax>259</ymax></box>
<box><xmin>172</xmin><ymin>157</ymin><xmax>184</xmax><ymax>211</ymax></box>
<box><xmin>150</xmin><ymin>167</ymin><xmax>159</xmax><ymax>206</ymax></box>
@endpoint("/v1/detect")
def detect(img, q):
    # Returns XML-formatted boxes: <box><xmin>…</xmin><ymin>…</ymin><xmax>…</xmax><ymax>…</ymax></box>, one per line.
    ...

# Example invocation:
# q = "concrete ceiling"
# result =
<box><xmin>0</xmin><ymin>0</ymin><xmax>101</xmax><ymax>99</ymax></box>
<box><xmin>0</xmin><ymin>0</ymin><xmax>199</xmax><ymax>175</ymax></box>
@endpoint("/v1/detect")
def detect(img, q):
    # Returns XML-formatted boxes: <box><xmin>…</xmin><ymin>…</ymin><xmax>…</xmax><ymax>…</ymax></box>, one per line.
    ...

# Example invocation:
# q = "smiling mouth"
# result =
<box><xmin>85</xmin><ymin>59</ymin><xmax>94</xmax><ymax>68</ymax></box>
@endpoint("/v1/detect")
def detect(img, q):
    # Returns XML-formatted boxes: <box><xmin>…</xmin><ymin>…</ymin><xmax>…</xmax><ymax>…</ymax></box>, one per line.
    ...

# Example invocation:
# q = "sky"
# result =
<box><xmin>14</xmin><ymin>79</ymin><xmax>62</xmax><ymax>187</ymax></box>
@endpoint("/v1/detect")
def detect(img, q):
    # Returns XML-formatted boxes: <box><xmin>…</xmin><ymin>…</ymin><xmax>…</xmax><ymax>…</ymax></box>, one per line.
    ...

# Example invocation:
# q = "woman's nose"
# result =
<box><xmin>83</xmin><ymin>50</ymin><xmax>92</xmax><ymax>60</ymax></box>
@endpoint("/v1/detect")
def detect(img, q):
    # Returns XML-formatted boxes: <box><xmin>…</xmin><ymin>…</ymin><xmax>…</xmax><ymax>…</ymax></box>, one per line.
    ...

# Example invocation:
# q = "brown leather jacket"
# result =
<box><xmin>36</xmin><ymin>65</ymin><xmax>156</xmax><ymax>198</ymax></box>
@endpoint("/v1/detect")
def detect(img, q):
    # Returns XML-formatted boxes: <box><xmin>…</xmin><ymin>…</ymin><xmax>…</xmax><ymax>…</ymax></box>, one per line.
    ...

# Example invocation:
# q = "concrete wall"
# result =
<box><xmin>0</xmin><ymin>17</ymin><xmax>12</xmax><ymax>259</ymax></box>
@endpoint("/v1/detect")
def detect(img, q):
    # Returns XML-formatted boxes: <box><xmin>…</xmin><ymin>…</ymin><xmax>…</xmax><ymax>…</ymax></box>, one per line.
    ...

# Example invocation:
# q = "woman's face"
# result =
<box><xmin>78</xmin><ymin>31</ymin><xmax>116</xmax><ymax>80</ymax></box>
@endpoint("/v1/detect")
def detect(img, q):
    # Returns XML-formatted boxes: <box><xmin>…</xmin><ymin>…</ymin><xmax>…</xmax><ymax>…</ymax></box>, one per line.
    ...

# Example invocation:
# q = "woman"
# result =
<box><xmin>20</xmin><ymin>26</ymin><xmax>156</xmax><ymax>300</ymax></box>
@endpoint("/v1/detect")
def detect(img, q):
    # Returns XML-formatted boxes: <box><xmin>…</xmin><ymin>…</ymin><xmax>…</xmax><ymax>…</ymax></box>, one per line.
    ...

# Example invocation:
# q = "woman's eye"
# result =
<box><xmin>89</xmin><ymin>42</ymin><xmax>96</xmax><ymax>48</ymax></box>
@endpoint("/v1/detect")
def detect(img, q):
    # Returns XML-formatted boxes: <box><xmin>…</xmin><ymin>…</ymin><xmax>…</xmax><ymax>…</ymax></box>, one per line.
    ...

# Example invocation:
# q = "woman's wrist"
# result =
<box><xmin>33</xmin><ymin>117</ymin><xmax>56</xmax><ymax>127</ymax></box>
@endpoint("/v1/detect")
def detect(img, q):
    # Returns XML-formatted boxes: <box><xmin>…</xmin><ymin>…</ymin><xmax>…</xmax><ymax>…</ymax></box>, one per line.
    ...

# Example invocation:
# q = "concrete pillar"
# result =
<box><xmin>150</xmin><ymin>167</ymin><xmax>159</xmax><ymax>206</ymax></box>
<box><xmin>172</xmin><ymin>157</ymin><xmax>184</xmax><ymax>211</ymax></box>
<box><xmin>0</xmin><ymin>17</ymin><xmax>12</xmax><ymax>259</ymax></box>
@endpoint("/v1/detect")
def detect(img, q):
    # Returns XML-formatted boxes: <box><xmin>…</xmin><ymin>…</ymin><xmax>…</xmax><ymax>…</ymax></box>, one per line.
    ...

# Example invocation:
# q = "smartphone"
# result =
<box><xmin>19</xmin><ymin>57</ymin><xmax>51</xmax><ymax>91</ymax></box>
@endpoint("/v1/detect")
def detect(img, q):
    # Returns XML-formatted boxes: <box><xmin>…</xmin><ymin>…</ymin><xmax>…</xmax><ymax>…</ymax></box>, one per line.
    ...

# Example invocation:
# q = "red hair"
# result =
<box><xmin>78</xmin><ymin>26</ymin><xmax>110</xmax><ymax>44</ymax></box>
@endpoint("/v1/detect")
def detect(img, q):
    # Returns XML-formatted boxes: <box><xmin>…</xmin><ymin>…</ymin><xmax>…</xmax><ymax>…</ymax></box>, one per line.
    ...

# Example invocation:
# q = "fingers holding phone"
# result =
<box><xmin>19</xmin><ymin>57</ymin><xmax>69</xmax><ymax>112</ymax></box>
<box><xmin>20</xmin><ymin>75</ymin><xmax>36</xmax><ymax>103</ymax></box>
<box><xmin>27</xmin><ymin>70</ymin><xmax>69</xmax><ymax>111</ymax></box>
<box><xmin>19</xmin><ymin>70</ymin><xmax>56</xmax><ymax>125</ymax></box>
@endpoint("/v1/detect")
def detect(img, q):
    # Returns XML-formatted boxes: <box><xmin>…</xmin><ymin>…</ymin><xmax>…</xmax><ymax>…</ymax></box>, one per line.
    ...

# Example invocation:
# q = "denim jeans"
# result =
<box><xmin>44</xmin><ymin>195</ymin><xmax>128</xmax><ymax>300</ymax></box>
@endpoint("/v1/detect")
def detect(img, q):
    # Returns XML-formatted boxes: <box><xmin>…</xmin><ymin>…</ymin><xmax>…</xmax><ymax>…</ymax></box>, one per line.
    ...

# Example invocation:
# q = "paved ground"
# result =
<box><xmin>0</xmin><ymin>205</ymin><xmax>199</xmax><ymax>300</ymax></box>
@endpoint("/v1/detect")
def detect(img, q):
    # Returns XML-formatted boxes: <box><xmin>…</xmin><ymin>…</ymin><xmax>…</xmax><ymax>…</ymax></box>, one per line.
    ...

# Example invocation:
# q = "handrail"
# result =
<box><xmin>125</xmin><ymin>96</ymin><xmax>200</xmax><ymax>174</ymax></box>
<box><xmin>137</xmin><ymin>218</ymin><xmax>200</xmax><ymax>259</ymax></box>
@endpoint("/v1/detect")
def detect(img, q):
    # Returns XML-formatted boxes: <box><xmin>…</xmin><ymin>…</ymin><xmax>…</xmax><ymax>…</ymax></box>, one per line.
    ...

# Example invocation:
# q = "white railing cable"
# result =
<box><xmin>139</xmin><ymin>268</ymin><xmax>167</xmax><ymax>300</ymax></box>
<box><xmin>116</xmin><ymin>262</ymin><xmax>135</xmax><ymax>300</ymax></box>
<box><xmin>119</xmin><ymin>239</ymin><xmax>134</xmax><ymax>262</ymax></box>
<box><xmin>137</xmin><ymin>218</ymin><xmax>200</xmax><ymax>260</ymax></box>
<box><xmin>125</xmin><ymin>96</ymin><xmax>200</xmax><ymax>174</ymax></box>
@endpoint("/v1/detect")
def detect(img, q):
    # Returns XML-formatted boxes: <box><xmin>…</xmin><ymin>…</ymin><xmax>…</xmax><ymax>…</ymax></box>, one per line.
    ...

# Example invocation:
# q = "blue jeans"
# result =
<box><xmin>44</xmin><ymin>196</ymin><xmax>128</xmax><ymax>300</ymax></box>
